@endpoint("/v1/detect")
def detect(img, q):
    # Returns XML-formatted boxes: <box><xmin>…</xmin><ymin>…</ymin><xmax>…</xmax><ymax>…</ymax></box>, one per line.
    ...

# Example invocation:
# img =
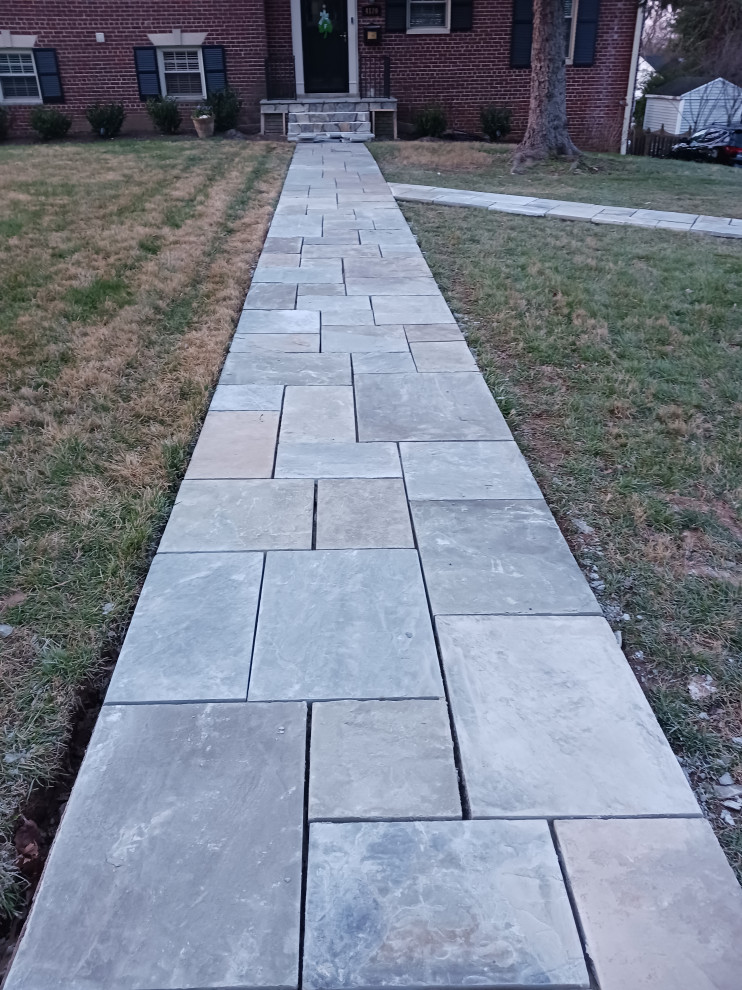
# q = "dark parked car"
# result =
<box><xmin>671</xmin><ymin>125</ymin><xmax>742</xmax><ymax>166</ymax></box>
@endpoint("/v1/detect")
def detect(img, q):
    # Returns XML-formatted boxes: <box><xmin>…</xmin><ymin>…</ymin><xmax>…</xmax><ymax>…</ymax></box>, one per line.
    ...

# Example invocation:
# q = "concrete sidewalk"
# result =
<box><xmin>389</xmin><ymin>181</ymin><xmax>742</xmax><ymax>236</ymax></box>
<box><xmin>5</xmin><ymin>144</ymin><xmax>742</xmax><ymax>990</ymax></box>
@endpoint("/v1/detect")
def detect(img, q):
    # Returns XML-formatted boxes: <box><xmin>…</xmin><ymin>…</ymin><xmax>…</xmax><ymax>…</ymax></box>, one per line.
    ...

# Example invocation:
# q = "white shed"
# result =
<box><xmin>644</xmin><ymin>77</ymin><xmax>742</xmax><ymax>135</ymax></box>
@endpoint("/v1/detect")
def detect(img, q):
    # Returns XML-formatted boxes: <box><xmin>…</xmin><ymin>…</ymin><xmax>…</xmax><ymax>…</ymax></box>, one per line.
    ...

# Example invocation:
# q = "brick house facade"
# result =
<box><xmin>1</xmin><ymin>1</ymin><xmax>641</xmax><ymax>149</ymax></box>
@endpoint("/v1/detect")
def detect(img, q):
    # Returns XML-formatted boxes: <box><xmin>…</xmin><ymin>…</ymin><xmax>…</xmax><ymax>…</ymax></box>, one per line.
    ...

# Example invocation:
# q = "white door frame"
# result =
<box><xmin>291</xmin><ymin>0</ymin><xmax>358</xmax><ymax>96</ymax></box>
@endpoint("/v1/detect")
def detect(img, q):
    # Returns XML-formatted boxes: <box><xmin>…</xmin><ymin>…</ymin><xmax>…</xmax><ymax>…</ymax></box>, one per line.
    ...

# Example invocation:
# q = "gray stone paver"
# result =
<box><xmin>308</xmin><ymin>700</ymin><xmax>460</xmax><ymax>820</ymax></box>
<box><xmin>389</xmin><ymin>182</ymin><xmax>742</xmax><ymax>237</ymax></box>
<box><xmin>303</xmin><ymin>820</ymin><xmax>589</xmax><ymax>989</ymax></box>
<box><xmin>3</xmin><ymin>703</ymin><xmax>306</xmax><ymax>990</ymax></box>
<box><xmin>9</xmin><ymin>141</ymin><xmax>742</xmax><ymax>990</ymax></box>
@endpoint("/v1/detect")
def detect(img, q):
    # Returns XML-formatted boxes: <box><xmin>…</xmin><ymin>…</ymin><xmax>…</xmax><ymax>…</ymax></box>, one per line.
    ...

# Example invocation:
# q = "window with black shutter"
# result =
<box><xmin>510</xmin><ymin>0</ymin><xmax>599</xmax><ymax>69</ymax></box>
<box><xmin>0</xmin><ymin>50</ymin><xmax>42</xmax><ymax>102</ymax></box>
<box><xmin>386</xmin><ymin>0</ymin><xmax>473</xmax><ymax>33</ymax></box>
<box><xmin>134</xmin><ymin>47</ymin><xmax>161</xmax><ymax>100</ymax></box>
<box><xmin>202</xmin><ymin>46</ymin><xmax>227</xmax><ymax>94</ymax></box>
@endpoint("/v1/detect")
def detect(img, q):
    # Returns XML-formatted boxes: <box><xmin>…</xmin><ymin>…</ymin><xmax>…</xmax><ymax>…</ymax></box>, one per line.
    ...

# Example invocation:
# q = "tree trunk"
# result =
<box><xmin>513</xmin><ymin>0</ymin><xmax>580</xmax><ymax>168</ymax></box>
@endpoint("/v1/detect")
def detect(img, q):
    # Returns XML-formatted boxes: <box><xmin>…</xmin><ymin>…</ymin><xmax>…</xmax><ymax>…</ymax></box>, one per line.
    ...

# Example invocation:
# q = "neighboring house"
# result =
<box><xmin>1</xmin><ymin>1</ymin><xmax>641</xmax><ymax>149</ymax></box>
<box><xmin>643</xmin><ymin>76</ymin><xmax>742</xmax><ymax>134</ymax></box>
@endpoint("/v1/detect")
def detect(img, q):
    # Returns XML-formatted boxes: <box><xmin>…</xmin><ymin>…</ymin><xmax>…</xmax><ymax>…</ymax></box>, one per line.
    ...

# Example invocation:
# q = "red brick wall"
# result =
<box><xmin>1</xmin><ymin>0</ymin><xmax>268</xmax><ymax>135</ymax></box>
<box><xmin>357</xmin><ymin>0</ymin><xmax>636</xmax><ymax>149</ymax></box>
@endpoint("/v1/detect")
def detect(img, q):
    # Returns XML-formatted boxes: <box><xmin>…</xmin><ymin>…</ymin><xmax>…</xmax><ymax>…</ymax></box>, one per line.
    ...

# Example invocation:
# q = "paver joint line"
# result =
<box><xmin>6</xmin><ymin>141</ymin><xmax>741</xmax><ymax>990</ymax></box>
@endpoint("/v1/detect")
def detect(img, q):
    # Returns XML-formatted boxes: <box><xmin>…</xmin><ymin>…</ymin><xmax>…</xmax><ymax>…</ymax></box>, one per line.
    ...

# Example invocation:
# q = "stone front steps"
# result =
<box><xmin>261</xmin><ymin>97</ymin><xmax>397</xmax><ymax>142</ymax></box>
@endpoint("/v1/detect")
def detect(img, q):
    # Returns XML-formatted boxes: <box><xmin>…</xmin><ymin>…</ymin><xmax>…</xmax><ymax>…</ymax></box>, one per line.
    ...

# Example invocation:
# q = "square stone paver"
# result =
<box><xmin>555</xmin><ymin>818</ymin><xmax>742</xmax><ymax>990</ymax></box>
<box><xmin>249</xmin><ymin>550</ymin><xmax>442</xmax><ymax>701</ymax></box>
<box><xmin>275</xmin><ymin>442</ymin><xmax>401</xmax><ymax>478</ymax></box>
<box><xmin>231</xmin><ymin>334</ymin><xmax>319</xmax><ymax>353</ymax></box>
<box><xmin>244</xmin><ymin>284</ymin><xmax>297</xmax><ymax>309</ymax></box>
<box><xmin>185</xmin><ymin>412</ymin><xmax>278</xmax><ymax>479</ymax></box>
<box><xmin>410</xmin><ymin>341</ymin><xmax>477</xmax><ymax>372</ymax></box>
<box><xmin>401</xmin><ymin>441</ymin><xmax>541</xmax><ymax>499</ymax></box>
<box><xmin>159</xmin><ymin>480</ymin><xmax>313</xmax><ymax>552</ymax></box>
<box><xmin>236</xmin><ymin>310</ymin><xmax>319</xmax><ymax>335</ymax></box>
<box><xmin>372</xmin><ymin>295</ymin><xmax>455</xmax><ymax>325</ymax></box>
<box><xmin>280</xmin><ymin>386</ymin><xmax>355</xmax><ymax>442</ymax></box>
<box><xmin>355</xmin><ymin>373</ymin><xmax>511</xmax><ymax>441</ymax></box>
<box><xmin>303</xmin><ymin>820</ymin><xmax>589</xmax><ymax>989</ymax></box>
<box><xmin>210</xmin><ymin>384</ymin><xmax>284</xmax><ymax>411</ymax></box>
<box><xmin>404</xmin><ymin>323</ymin><xmax>465</xmax><ymax>342</ymax></box>
<box><xmin>322</xmin><ymin>324</ymin><xmax>408</xmax><ymax>353</ymax></box>
<box><xmin>221</xmin><ymin>352</ymin><xmax>350</xmax><ymax>386</ymax></box>
<box><xmin>309</xmin><ymin>700</ymin><xmax>460</xmax><ymax>820</ymax></box>
<box><xmin>437</xmin><ymin>614</ymin><xmax>700</xmax><ymax>818</ymax></box>
<box><xmin>316</xmin><ymin>479</ymin><xmax>413</xmax><ymax>549</ymax></box>
<box><xmin>3</xmin><ymin>703</ymin><xmax>306</xmax><ymax>990</ymax></box>
<box><xmin>351</xmin><ymin>351</ymin><xmax>416</xmax><ymax>374</ymax></box>
<box><xmin>105</xmin><ymin>552</ymin><xmax>262</xmax><ymax>703</ymax></box>
<box><xmin>412</xmin><ymin>499</ymin><xmax>600</xmax><ymax>615</ymax></box>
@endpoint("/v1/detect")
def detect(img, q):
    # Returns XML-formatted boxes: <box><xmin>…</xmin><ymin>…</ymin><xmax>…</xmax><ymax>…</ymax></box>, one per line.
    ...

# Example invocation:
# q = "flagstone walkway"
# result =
<box><xmin>389</xmin><ymin>181</ymin><xmax>742</xmax><ymax>236</ymax></box>
<box><xmin>6</xmin><ymin>144</ymin><xmax>742</xmax><ymax>990</ymax></box>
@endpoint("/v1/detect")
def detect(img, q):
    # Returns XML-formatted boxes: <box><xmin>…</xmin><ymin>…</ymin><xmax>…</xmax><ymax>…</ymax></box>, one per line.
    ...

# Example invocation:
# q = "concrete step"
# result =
<box><xmin>291</xmin><ymin>131</ymin><xmax>374</xmax><ymax>143</ymax></box>
<box><xmin>288</xmin><ymin>111</ymin><xmax>370</xmax><ymax>124</ymax></box>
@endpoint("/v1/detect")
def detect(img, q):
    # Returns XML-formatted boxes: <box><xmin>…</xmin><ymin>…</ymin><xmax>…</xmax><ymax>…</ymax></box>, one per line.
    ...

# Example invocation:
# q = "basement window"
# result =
<box><xmin>407</xmin><ymin>0</ymin><xmax>450</xmax><ymax>34</ymax></box>
<box><xmin>157</xmin><ymin>48</ymin><xmax>206</xmax><ymax>98</ymax></box>
<box><xmin>0</xmin><ymin>50</ymin><xmax>41</xmax><ymax>103</ymax></box>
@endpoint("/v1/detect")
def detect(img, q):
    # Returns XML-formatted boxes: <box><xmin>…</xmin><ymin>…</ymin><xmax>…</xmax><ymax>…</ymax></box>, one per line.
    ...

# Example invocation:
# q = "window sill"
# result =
<box><xmin>406</xmin><ymin>27</ymin><xmax>451</xmax><ymax>35</ymax></box>
<box><xmin>164</xmin><ymin>93</ymin><xmax>206</xmax><ymax>102</ymax></box>
<box><xmin>0</xmin><ymin>97</ymin><xmax>43</xmax><ymax>105</ymax></box>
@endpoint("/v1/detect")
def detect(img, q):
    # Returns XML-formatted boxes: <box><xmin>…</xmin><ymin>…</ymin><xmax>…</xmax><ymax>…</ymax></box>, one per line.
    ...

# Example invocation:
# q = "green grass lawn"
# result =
<box><xmin>371</xmin><ymin>141</ymin><xmax>742</xmax><ymax>217</ymax></box>
<box><xmin>388</xmin><ymin>197</ymin><xmax>742</xmax><ymax>878</ymax></box>
<box><xmin>0</xmin><ymin>138</ymin><xmax>292</xmax><ymax>927</ymax></box>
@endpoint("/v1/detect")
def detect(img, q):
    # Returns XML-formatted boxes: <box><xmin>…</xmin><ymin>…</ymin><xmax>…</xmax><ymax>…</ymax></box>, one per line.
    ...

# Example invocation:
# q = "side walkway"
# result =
<box><xmin>389</xmin><ymin>181</ymin><xmax>742</xmax><ymax>236</ymax></box>
<box><xmin>5</xmin><ymin>144</ymin><xmax>742</xmax><ymax>990</ymax></box>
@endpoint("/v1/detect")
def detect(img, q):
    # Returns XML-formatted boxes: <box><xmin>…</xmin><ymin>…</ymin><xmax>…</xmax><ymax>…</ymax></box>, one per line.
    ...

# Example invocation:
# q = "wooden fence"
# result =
<box><xmin>627</xmin><ymin>125</ymin><xmax>690</xmax><ymax>158</ymax></box>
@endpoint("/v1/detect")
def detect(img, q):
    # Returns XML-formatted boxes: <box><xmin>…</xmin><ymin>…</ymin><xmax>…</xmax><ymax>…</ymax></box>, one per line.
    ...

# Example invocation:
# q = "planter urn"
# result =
<box><xmin>193</xmin><ymin>114</ymin><xmax>215</xmax><ymax>139</ymax></box>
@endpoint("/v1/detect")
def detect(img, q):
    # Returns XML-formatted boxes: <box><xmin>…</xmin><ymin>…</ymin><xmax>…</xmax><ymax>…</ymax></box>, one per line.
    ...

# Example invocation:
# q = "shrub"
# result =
<box><xmin>414</xmin><ymin>104</ymin><xmax>447</xmax><ymax>139</ymax></box>
<box><xmin>0</xmin><ymin>106</ymin><xmax>9</xmax><ymax>142</ymax></box>
<box><xmin>146</xmin><ymin>97</ymin><xmax>182</xmax><ymax>135</ymax></box>
<box><xmin>480</xmin><ymin>105</ymin><xmax>512</xmax><ymax>142</ymax></box>
<box><xmin>86</xmin><ymin>101</ymin><xmax>126</xmax><ymax>138</ymax></box>
<box><xmin>29</xmin><ymin>107</ymin><xmax>72</xmax><ymax>141</ymax></box>
<box><xmin>208</xmin><ymin>87</ymin><xmax>243</xmax><ymax>132</ymax></box>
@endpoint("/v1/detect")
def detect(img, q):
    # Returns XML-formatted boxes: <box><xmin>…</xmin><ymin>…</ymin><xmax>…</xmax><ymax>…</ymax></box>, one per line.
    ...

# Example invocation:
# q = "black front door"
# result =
<box><xmin>301</xmin><ymin>0</ymin><xmax>349</xmax><ymax>94</ymax></box>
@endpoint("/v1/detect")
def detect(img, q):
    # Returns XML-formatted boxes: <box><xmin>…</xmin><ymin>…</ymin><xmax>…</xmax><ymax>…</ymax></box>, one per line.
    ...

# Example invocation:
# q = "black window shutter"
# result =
<box><xmin>33</xmin><ymin>49</ymin><xmax>64</xmax><ymax>104</ymax></box>
<box><xmin>203</xmin><ymin>46</ymin><xmax>228</xmax><ymax>94</ymax></box>
<box><xmin>133</xmin><ymin>47</ymin><xmax>161</xmax><ymax>100</ymax></box>
<box><xmin>573</xmin><ymin>0</ymin><xmax>600</xmax><ymax>67</ymax></box>
<box><xmin>451</xmin><ymin>0</ymin><xmax>474</xmax><ymax>31</ymax></box>
<box><xmin>510</xmin><ymin>0</ymin><xmax>533</xmax><ymax>68</ymax></box>
<box><xmin>386</xmin><ymin>0</ymin><xmax>407</xmax><ymax>32</ymax></box>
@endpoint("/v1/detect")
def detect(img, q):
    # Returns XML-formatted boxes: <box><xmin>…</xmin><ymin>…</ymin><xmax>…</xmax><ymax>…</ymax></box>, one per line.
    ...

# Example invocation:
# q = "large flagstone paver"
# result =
<box><xmin>243</xmin><ymin>283</ymin><xmax>297</xmax><ymax>309</ymax></box>
<box><xmin>437</xmin><ymin>614</ymin><xmax>700</xmax><ymax>817</ymax></box>
<box><xmin>249</xmin><ymin>549</ymin><xmax>442</xmax><ymax>701</ymax></box>
<box><xmin>210</xmin><ymin>383</ymin><xmax>284</xmax><ymax>411</ymax></box>
<box><xmin>308</xmin><ymin>700</ymin><xmax>460</xmax><ymax>821</ymax></box>
<box><xmin>322</xmin><ymin>323</ymin><xmax>408</xmax><ymax>352</ymax></box>
<box><xmin>279</xmin><ymin>385</ymin><xmax>356</xmax><ymax>442</ymax></box>
<box><xmin>106</xmin><ymin>552</ymin><xmax>262</xmax><ymax>703</ymax></box>
<box><xmin>303</xmin><ymin>820</ymin><xmax>589</xmax><ymax>989</ymax></box>
<box><xmin>555</xmin><ymin>818</ymin><xmax>742</xmax><ymax>990</ymax></box>
<box><xmin>230</xmin><ymin>332</ymin><xmax>319</xmax><ymax>352</ymax></box>
<box><xmin>401</xmin><ymin>440</ymin><xmax>541</xmax><ymax>500</ymax></box>
<box><xmin>316</xmin><ymin>479</ymin><xmax>414</xmax><ymax>549</ymax></box>
<box><xmin>236</xmin><ymin>308</ymin><xmax>319</xmax><ymax>334</ymax></box>
<box><xmin>274</xmin><ymin>441</ymin><xmax>401</xmax><ymax>478</ymax></box>
<box><xmin>159</xmin><ymin>479</ymin><xmax>313</xmax><ymax>551</ymax></box>
<box><xmin>3</xmin><ymin>703</ymin><xmax>306</xmax><ymax>990</ymax></box>
<box><xmin>221</xmin><ymin>351</ymin><xmax>351</xmax><ymax>386</ymax></box>
<box><xmin>412</xmin><ymin>499</ymin><xmax>600</xmax><ymax>615</ymax></box>
<box><xmin>351</xmin><ymin>350</ymin><xmax>416</xmax><ymax>373</ymax></box>
<box><xmin>355</xmin><ymin>372</ymin><xmax>511</xmax><ymax>441</ymax></box>
<box><xmin>410</xmin><ymin>340</ymin><xmax>478</xmax><ymax>372</ymax></box>
<box><xmin>185</xmin><ymin>411</ymin><xmax>279</xmax><ymax>479</ymax></box>
<box><xmin>372</xmin><ymin>294</ymin><xmax>456</xmax><ymax>325</ymax></box>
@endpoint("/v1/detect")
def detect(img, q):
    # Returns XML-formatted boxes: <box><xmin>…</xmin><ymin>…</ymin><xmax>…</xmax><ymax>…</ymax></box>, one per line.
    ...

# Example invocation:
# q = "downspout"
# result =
<box><xmin>620</xmin><ymin>2</ymin><xmax>645</xmax><ymax>154</ymax></box>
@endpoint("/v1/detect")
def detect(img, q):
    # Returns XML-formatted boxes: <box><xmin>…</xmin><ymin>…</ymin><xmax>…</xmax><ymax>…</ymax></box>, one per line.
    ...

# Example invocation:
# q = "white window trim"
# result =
<box><xmin>565</xmin><ymin>0</ymin><xmax>579</xmax><ymax>65</ymax></box>
<box><xmin>156</xmin><ymin>46</ymin><xmax>206</xmax><ymax>101</ymax></box>
<box><xmin>0</xmin><ymin>49</ymin><xmax>42</xmax><ymax>105</ymax></box>
<box><xmin>407</xmin><ymin>0</ymin><xmax>451</xmax><ymax>35</ymax></box>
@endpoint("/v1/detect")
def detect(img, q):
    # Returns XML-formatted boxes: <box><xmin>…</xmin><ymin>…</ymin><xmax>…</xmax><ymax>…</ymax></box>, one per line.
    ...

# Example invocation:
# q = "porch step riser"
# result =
<box><xmin>288</xmin><ymin>123</ymin><xmax>373</xmax><ymax>136</ymax></box>
<box><xmin>289</xmin><ymin>112</ymin><xmax>370</xmax><ymax>124</ymax></box>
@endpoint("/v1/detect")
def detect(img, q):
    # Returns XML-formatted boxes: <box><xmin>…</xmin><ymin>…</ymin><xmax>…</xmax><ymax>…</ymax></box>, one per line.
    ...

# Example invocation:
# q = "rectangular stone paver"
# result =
<box><xmin>280</xmin><ymin>386</ymin><xmax>355</xmax><ymax>443</ymax></box>
<box><xmin>3</xmin><ymin>703</ymin><xmax>306</xmax><ymax>990</ymax></box>
<box><xmin>351</xmin><ymin>351</ymin><xmax>416</xmax><ymax>374</ymax></box>
<box><xmin>412</xmin><ymin>499</ymin><xmax>600</xmax><ymax>615</ymax></box>
<box><xmin>221</xmin><ymin>352</ymin><xmax>350</xmax><ymax>386</ymax></box>
<box><xmin>185</xmin><ymin>411</ymin><xmax>278</xmax><ymax>479</ymax></box>
<box><xmin>230</xmin><ymin>333</ymin><xmax>319</xmax><ymax>353</ymax></box>
<box><xmin>401</xmin><ymin>441</ymin><xmax>541</xmax><ymax>500</ymax></box>
<box><xmin>410</xmin><ymin>340</ymin><xmax>477</xmax><ymax>372</ymax></box>
<box><xmin>249</xmin><ymin>549</ymin><xmax>442</xmax><ymax>701</ymax></box>
<box><xmin>106</xmin><ymin>552</ymin><xmax>263</xmax><ymax>703</ymax></box>
<box><xmin>372</xmin><ymin>294</ymin><xmax>455</xmax><ymax>325</ymax></box>
<box><xmin>555</xmin><ymin>818</ymin><xmax>742</xmax><ymax>990</ymax></box>
<box><xmin>210</xmin><ymin>384</ymin><xmax>284</xmax><ymax>412</ymax></box>
<box><xmin>316</xmin><ymin>479</ymin><xmax>413</xmax><ymax>549</ymax></box>
<box><xmin>275</xmin><ymin>441</ymin><xmax>401</xmax><ymax>478</ymax></box>
<box><xmin>322</xmin><ymin>323</ymin><xmax>408</xmax><ymax>352</ymax></box>
<box><xmin>404</xmin><ymin>323</ymin><xmax>466</xmax><ymax>342</ymax></box>
<box><xmin>437</xmin><ymin>614</ymin><xmax>700</xmax><ymax>817</ymax></box>
<box><xmin>236</xmin><ymin>309</ymin><xmax>319</xmax><ymax>334</ymax></box>
<box><xmin>303</xmin><ymin>820</ymin><xmax>589</xmax><ymax>989</ymax></box>
<box><xmin>356</xmin><ymin>372</ymin><xmax>511</xmax><ymax>441</ymax></box>
<box><xmin>159</xmin><ymin>479</ymin><xmax>313</xmax><ymax>552</ymax></box>
<box><xmin>244</xmin><ymin>283</ymin><xmax>297</xmax><ymax>309</ymax></box>
<box><xmin>309</xmin><ymin>700</ymin><xmax>460</xmax><ymax>821</ymax></box>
